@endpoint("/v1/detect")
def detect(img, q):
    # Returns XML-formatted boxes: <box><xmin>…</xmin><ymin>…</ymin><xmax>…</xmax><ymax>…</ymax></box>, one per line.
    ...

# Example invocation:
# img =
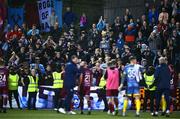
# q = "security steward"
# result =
<box><xmin>97</xmin><ymin>71</ymin><xmax>109</xmax><ymax>112</ymax></box>
<box><xmin>52</xmin><ymin>66</ymin><xmax>63</xmax><ymax>111</ymax></box>
<box><xmin>143</xmin><ymin>66</ymin><xmax>156</xmax><ymax>115</ymax></box>
<box><xmin>25</xmin><ymin>68</ymin><xmax>40</xmax><ymax>110</ymax></box>
<box><xmin>8</xmin><ymin>66</ymin><xmax>21</xmax><ymax>109</ymax></box>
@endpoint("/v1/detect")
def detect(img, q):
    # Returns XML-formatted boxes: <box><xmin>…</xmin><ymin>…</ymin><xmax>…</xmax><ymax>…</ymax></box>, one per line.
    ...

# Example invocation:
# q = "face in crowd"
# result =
<box><xmin>72</xmin><ymin>56</ymin><xmax>78</xmax><ymax>64</ymax></box>
<box><xmin>31</xmin><ymin>69</ymin><xmax>36</xmax><ymax>76</ymax></box>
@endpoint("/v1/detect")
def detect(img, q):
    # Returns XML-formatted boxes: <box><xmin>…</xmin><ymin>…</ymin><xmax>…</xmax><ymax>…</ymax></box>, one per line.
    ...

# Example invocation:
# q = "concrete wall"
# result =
<box><xmin>104</xmin><ymin>0</ymin><xmax>146</xmax><ymax>23</ymax></box>
<box><xmin>62</xmin><ymin>0</ymin><xmax>173</xmax><ymax>25</ymax></box>
<box><xmin>62</xmin><ymin>0</ymin><xmax>104</xmax><ymax>25</ymax></box>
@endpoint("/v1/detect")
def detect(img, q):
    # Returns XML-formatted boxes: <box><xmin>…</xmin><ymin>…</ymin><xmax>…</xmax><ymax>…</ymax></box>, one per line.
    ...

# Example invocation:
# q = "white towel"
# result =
<box><xmin>134</xmin><ymin>64</ymin><xmax>142</xmax><ymax>82</ymax></box>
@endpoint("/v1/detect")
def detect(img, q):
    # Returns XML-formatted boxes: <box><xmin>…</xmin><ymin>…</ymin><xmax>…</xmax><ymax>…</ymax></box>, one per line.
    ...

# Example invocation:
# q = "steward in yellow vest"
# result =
<box><xmin>8</xmin><ymin>66</ymin><xmax>21</xmax><ymax>109</ymax></box>
<box><xmin>94</xmin><ymin>62</ymin><xmax>108</xmax><ymax>112</ymax></box>
<box><xmin>99</xmin><ymin>75</ymin><xmax>106</xmax><ymax>89</ymax></box>
<box><xmin>52</xmin><ymin>66</ymin><xmax>64</xmax><ymax>110</ymax></box>
<box><xmin>27</xmin><ymin>75</ymin><xmax>39</xmax><ymax>92</ymax></box>
<box><xmin>143</xmin><ymin>66</ymin><xmax>156</xmax><ymax>114</ymax></box>
<box><xmin>144</xmin><ymin>73</ymin><xmax>156</xmax><ymax>91</ymax></box>
<box><xmin>8</xmin><ymin>73</ymin><xmax>19</xmax><ymax>91</ymax></box>
<box><xmin>52</xmin><ymin>71</ymin><xmax>63</xmax><ymax>89</ymax></box>
<box><xmin>27</xmin><ymin>69</ymin><xmax>39</xmax><ymax>110</ymax></box>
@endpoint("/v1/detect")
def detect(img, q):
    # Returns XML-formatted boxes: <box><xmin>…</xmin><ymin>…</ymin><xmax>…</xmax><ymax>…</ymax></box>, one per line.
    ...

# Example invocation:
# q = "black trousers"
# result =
<box><xmin>143</xmin><ymin>90</ymin><xmax>155</xmax><ymax>112</ymax></box>
<box><xmin>79</xmin><ymin>94</ymin><xmax>84</xmax><ymax>111</ymax></box>
<box><xmin>79</xmin><ymin>89</ymin><xmax>85</xmax><ymax>111</ymax></box>
<box><xmin>28</xmin><ymin>92</ymin><xmax>37</xmax><ymax>109</ymax></box>
<box><xmin>22</xmin><ymin>86</ymin><xmax>28</xmax><ymax>97</ymax></box>
<box><xmin>53</xmin><ymin>88</ymin><xmax>60</xmax><ymax>109</ymax></box>
<box><xmin>64</xmin><ymin>88</ymin><xmax>74</xmax><ymax>111</ymax></box>
<box><xmin>156</xmin><ymin>88</ymin><xmax>170</xmax><ymax>112</ymax></box>
<box><xmin>8</xmin><ymin>90</ymin><xmax>20</xmax><ymax>108</ymax></box>
<box><xmin>97</xmin><ymin>89</ymin><xmax>108</xmax><ymax>111</ymax></box>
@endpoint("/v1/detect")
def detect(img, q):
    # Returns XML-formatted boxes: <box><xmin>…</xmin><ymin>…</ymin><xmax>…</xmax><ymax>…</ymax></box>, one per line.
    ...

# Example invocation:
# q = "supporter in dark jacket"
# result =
<box><xmin>51</xmin><ymin>23</ymin><xmax>61</xmax><ymax>43</ymax></box>
<box><xmin>63</xmin><ymin>7</ymin><xmax>76</xmax><ymax>27</ymax></box>
<box><xmin>154</xmin><ymin>57</ymin><xmax>171</xmax><ymax>116</ymax></box>
<box><xmin>63</xmin><ymin>55</ymin><xmax>79</xmax><ymax>114</ymax></box>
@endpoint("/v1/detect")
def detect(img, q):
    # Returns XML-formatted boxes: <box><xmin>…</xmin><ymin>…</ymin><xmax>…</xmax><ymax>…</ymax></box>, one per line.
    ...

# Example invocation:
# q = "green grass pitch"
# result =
<box><xmin>1</xmin><ymin>110</ymin><xmax>180</xmax><ymax>119</ymax></box>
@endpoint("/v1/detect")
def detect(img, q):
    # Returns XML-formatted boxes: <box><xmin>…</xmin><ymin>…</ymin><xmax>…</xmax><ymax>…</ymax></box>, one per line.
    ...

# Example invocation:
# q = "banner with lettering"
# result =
<box><xmin>8</xmin><ymin>86</ymin><xmax>180</xmax><ymax>110</ymax></box>
<box><xmin>10</xmin><ymin>86</ymin><xmax>132</xmax><ymax>110</ymax></box>
<box><xmin>37</xmin><ymin>0</ymin><xmax>53</xmax><ymax>32</ymax></box>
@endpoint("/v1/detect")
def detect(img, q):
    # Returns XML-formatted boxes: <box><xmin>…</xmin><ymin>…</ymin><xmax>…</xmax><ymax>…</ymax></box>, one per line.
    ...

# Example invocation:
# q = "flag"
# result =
<box><xmin>8</xmin><ymin>7</ymin><xmax>24</xmax><ymax>28</ymax></box>
<box><xmin>53</xmin><ymin>0</ymin><xmax>62</xmax><ymax>28</ymax></box>
<box><xmin>37</xmin><ymin>0</ymin><xmax>53</xmax><ymax>32</ymax></box>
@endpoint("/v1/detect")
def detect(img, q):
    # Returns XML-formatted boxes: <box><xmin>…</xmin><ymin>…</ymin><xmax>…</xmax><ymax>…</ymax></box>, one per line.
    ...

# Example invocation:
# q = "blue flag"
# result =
<box><xmin>53</xmin><ymin>0</ymin><xmax>62</xmax><ymax>27</ymax></box>
<box><xmin>8</xmin><ymin>7</ymin><xmax>24</xmax><ymax>28</ymax></box>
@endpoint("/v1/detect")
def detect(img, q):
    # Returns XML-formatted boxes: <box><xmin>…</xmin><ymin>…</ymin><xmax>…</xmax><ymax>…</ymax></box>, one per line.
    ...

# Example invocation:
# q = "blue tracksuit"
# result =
<box><xmin>154</xmin><ymin>63</ymin><xmax>171</xmax><ymax>112</ymax></box>
<box><xmin>64</xmin><ymin>61</ymin><xmax>78</xmax><ymax>111</ymax></box>
<box><xmin>64</xmin><ymin>61</ymin><xmax>78</xmax><ymax>89</ymax></box>
<box><xmin>154</xmin><ymin>64</ymin><xmax>171</xmax><ymax>89</ymax></box>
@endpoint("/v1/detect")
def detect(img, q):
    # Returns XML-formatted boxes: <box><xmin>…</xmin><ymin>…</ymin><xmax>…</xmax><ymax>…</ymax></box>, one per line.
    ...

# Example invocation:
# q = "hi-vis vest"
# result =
<box><xmin>28</xmin><ymin>75</ymin><xmax>39</xmax><ymax>92</ymax></box>
<box><xmin>52</xmin><ymin>72</ymin><xmax>63</xmax><ymax>89</ymax></box>
<box><xmin>8</xmin><ymin>74</ymin><xmax>19</xmax><ymax>90</ymax></box>
<box><xmin>99</xmin><ymin>75</ymin><xmax>106</xmax><ymax>88</ymax></box>
<box><xmin>144</xmin><ymin>73</ymin><xmax>156</xmax><ymax>91</ymax></box>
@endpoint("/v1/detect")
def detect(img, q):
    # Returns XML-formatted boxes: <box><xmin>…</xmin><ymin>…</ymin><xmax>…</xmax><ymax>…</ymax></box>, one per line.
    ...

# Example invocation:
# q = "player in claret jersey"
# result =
<box><xmin>79</xmin><ymin>61</ymin><xmax>93</xmax><ymax>115</ymax></box>
<box><xmin>0</xmin><ymin>59</ymin><xmax>8</xmax><ymax>113</ymax></box>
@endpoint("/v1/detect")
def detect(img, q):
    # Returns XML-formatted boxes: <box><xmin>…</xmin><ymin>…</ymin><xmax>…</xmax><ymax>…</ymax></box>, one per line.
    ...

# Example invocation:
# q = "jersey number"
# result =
<box><xmin>85</xmin><ymin>74</ymin><xmax>90</xmax><ymax>81</ymax></box>
<box><xmin>0</xmin><ymin>74</ymin><xmax>6</xmax><ymax>82</ymax></box>
<box><xmin>127</xmin><ymin>69</ymin><xmax>136</xmax><ymax>79</ymax></box>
